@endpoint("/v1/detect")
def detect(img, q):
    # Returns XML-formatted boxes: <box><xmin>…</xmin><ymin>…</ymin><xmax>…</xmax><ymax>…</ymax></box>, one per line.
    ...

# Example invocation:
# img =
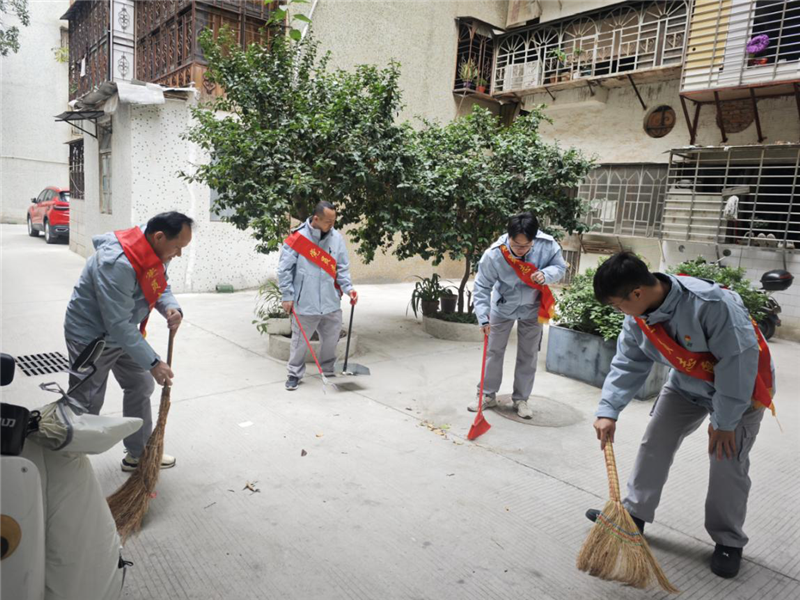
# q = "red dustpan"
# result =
<box><xmin>467</xmin><ymin>333</ymin><xmax>492</xmax><ymax>441</ymax></box>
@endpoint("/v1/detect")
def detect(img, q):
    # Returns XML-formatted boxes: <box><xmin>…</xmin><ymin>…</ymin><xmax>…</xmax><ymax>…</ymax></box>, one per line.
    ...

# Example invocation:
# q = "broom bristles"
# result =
<box><xmin>107</xmin><ymin>391</ymin><xmax>171</xmax><ymax>542</ymax></box>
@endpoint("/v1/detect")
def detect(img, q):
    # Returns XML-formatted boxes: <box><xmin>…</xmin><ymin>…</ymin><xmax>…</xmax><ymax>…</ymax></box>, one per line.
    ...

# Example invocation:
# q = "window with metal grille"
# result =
<box><xmin>69</xmin><ymin>139</ymin><xmax>84</xmax><ymax>200</ymax></box>
<box><xmin>750</xmin><ymin>1</ymin><xmax>800</xmax><ymax>65</ymax></box>
<box><xmin>454</xmin><ymin>20</ymin><xmax>495</xmax><ymax>95</ymax></box>
<box><xmin>578</xmin><ymin>164</ymin><xmax>669</xmax><ymax>238</ymax></box>
<box><xmin>661</xmin><ymin>145</ymin><xmax>800</xmax><ymax>247</ymax></box>
<box><xmin>558</xmin><ymin>249</ymin><xmax>581</xmax><ymax>287</ymax></box>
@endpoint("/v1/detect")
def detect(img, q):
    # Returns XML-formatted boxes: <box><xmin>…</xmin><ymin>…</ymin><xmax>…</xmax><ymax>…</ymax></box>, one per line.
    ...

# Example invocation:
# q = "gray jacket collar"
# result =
<box><xmin>643</xmin><ymin>274</ymin><xmax>680</xmax><ymax>325</ymax></box>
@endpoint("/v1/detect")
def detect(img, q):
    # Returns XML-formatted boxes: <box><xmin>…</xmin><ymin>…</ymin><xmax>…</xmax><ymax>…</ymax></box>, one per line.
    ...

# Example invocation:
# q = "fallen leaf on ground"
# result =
<box><xmin>301</xmin><ymin>449</ymin><xmax>308</xmax><ymax>457</ymax></box>
<box><xmin>243</xmin><ymin>482</ymin><xmax>260</xmax><ymax>493</ymax></box>
<box><xmin>316</xmin><ymin>433</ymin><xmax>324</xmax><ymax>438</ymax></box>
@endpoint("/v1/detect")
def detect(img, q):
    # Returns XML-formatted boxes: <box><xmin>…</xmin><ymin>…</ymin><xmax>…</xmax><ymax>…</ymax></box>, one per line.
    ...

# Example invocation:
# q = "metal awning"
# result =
<box><xmin>54</xmin><ymin>110</ymin><xmax>106</xmax><ymax>139</ymax></box>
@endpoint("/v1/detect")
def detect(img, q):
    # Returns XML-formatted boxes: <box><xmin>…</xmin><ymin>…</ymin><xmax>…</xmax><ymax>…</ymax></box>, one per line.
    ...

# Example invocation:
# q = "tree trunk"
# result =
<box><xmin>457</xmin><ymin>255</ymin><xmax>472</xmax><ymax>313</ymax></box>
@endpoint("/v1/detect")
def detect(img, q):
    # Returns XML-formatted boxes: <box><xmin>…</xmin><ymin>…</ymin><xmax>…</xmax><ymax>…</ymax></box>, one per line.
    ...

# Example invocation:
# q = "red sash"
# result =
<box><xmin>115</xmin><ymin>227</ymin><xmax>167</xmax><ymax>337</ymax></box>
<box><xmin>634</xmin><ymin>317</ymin><xmax>775</xmax><ymax>414</ymax></box>
<box><xmin>284</xmin><ymin>231</ymin><xmax>341</xmax><ymax>294</ymax></box>
<box><xmin>499</xmin><ymin>244</ymin><xmax>557</xmax><ymax>324</ymax></box>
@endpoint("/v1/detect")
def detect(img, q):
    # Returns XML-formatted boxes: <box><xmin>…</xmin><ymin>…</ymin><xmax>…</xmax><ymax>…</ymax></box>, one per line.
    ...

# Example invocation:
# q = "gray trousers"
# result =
<box><xmin>66</xmin><ymin>339</ymin><xmax>155</xmax><ymax>458</ymax></box>
<box><xmin>624</xmin><ymin>386</ymin><xmax>765</xmax><ymax>548</ymax></box>
<box><xmin>477</xmin><ymin>316</ymin><xmax>543</xmax><ymax>402</ymax></box>
<box><xmin>288</xmin><ymin>310</ymin><xmax>342</xmax><ymax>378</ymax></box>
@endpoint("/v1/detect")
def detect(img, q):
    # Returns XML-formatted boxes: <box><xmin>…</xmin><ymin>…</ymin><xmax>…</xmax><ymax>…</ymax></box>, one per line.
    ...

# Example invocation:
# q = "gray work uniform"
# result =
<box><xmin>278</xmin><ymin>220</ymin><xmax>354</xmax><ymax>379</ymax></box>
<box><xmin>63</xmin><ymin>227</ymin><xmax>181</xmax><ymax>458</ymax></box>
<box><xmin>472</xmin><ymin>232</ymin><xmax>567</xmax><ymax>401</ymax></box>
<box><xmin>598</xmin><ymin>274</ymin><xmax>774</xmax><ymax>547</ymax></box>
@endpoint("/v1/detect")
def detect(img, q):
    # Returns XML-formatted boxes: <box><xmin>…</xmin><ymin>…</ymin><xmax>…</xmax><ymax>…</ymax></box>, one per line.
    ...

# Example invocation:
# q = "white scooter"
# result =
<box><xmin>1</xmin><ymin>339</ymin><xmax>137</xmax><ymax>600</ymax></box>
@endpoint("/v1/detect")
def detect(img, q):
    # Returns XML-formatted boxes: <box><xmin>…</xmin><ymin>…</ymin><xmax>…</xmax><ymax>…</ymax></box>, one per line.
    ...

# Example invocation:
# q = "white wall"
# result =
<box><xmin>538</xmin><ymin>0</ymin><xmax>626</xmax><ymax>24</ymax></box>
<box><xmin>0</xmin><ymin>0</ymin><xmax>71</xmax><ymax>223</ymax></box>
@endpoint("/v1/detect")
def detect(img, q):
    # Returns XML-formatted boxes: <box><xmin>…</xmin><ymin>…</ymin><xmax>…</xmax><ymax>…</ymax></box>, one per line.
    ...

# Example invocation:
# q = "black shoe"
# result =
<box><xmin>711</xmin><ymin>544</ymin><xmax>743</xmax><ymax>579</ymax></box>
<box><xmin>585</xmin><ymin>508</ymin><xmax>645</xmax><ymax>534</ymax></box>
<box><xmin>285</xmin><ymin>376</ymin><xmax>299</xmax><ymax>391</ymax></box>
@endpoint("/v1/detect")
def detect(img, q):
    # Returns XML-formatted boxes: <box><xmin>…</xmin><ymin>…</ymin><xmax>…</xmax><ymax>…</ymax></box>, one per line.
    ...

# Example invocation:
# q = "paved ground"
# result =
<box><xmin>2</xmin><ymin>223</ymin><xmax>799</xmax><ymax>599</ymax></box>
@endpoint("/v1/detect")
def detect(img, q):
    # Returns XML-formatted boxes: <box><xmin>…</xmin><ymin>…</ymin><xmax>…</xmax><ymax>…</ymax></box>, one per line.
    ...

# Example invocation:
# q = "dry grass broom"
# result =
<box><xmin>107</xmin><ymin>329</ymin><xmax>176</xmax><ymax>542</ymax></box>
<box><xmin>576</xmin><ymin>442</ymin><xmax>679</xmax><ymax>593</ymax></box>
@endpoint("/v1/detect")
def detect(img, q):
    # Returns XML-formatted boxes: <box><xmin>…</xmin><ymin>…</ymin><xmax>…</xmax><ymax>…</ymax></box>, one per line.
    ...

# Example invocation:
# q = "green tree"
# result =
<box><xmin>0</xmin><ymin>0</ymin><xmax>30</xmax><ymax>57</ymax></box>
<box><xmin>358</xmin><ymin>107</ymin><xmax>593</xmax><ymax>313</ymax></box>
<box><xmin>182</xmin><ymin>26</ymin><xmax>414</xmax><ymax>254</ymax></box>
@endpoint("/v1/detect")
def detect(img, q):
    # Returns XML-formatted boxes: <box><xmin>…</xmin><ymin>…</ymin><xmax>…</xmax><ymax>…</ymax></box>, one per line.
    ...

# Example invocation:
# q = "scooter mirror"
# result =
<box><xmin>72</xmin><ymin>338</ymin><xmax>106</xmax><ymax>373</ymax></box>
<box><xmin>1</xmin><ymin>353</ymin><xmax>15</xmax><ymax>387</ymax></box>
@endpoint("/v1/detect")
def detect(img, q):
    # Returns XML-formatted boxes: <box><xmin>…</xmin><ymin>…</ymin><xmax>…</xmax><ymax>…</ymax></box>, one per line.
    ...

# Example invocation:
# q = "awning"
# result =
<box><xmin>54</xmin><ymin>110</ymin><xmax>107</xmax><ymax>139</ymax></box>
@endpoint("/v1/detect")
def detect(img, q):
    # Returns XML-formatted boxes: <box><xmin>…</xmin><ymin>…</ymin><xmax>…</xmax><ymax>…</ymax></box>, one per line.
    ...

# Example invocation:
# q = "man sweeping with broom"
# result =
<box><xmin>64</xmin><ymin>211</ymin><xmax>193</xmax><ymax>472</ymax></box>
<box><xmin>278</xmin><ymin>201</ymin><xmax>358</xmax><ymax>391</ymax></box>
<box><xmin>585</xmin><ymin>251</ymin><xmax>775</xmax><ymax>580</ymax></box>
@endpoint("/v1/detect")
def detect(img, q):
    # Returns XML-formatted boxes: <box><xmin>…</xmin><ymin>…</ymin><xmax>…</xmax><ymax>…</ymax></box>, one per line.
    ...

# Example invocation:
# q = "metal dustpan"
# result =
<box><xmin>334</xmin><ymin>300</ymin><xmax>370</xmax><ymax>377</ymax></box>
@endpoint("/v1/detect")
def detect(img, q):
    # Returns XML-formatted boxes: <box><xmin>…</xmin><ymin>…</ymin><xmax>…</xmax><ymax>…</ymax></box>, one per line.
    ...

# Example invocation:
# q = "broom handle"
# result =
<box><xmin>166</xmin><ymin>328</ymin><xmax>176</xmax><ymax>367</ymax></box>
<box><xmin>478</xmin><ymin>333</ymin><xmax>488</xmax><ymax>413</ymax></box>
<box><xmin>604</xmin><ymin>443</ymin><xmax>622</xmax><ymax>502</ymax></box>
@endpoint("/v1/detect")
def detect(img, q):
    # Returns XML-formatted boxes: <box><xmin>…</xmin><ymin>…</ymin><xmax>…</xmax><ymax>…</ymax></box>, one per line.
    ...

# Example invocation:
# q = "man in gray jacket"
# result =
<box><xmin>64</xmin><ymin>211</ymin><xmax>193</xmax><ymax>471</ymax></box>
<box><xmin>587</xmin><ymin>252</ymin><xmax>774</xmax><ymax>579</ymax></box>
<box><xmin>469</xmin><ymin>212</ymin><xmax>567</xmax><ymax>418</ymax></box>
<box><xmin>278</xmin><ymin>201</ymin><xmax>358</xmax><ymax>391</ymax></box>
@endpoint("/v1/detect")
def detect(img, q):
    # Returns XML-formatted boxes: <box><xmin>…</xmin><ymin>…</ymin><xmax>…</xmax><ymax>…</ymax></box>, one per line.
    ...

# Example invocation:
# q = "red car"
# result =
<box><xmin>27</xmin><ymin>186</ymin><xmax>70</xmax><ymax>244</ymax></box>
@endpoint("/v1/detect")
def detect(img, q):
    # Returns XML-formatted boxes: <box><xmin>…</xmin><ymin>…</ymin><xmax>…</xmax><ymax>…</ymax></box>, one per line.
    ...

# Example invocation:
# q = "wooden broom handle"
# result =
<box><xmin>604</xmin><ymin>443</ymin><xmax>622</xmax><ymax>502</ymax></box>
<box><xmin>166</xmin><ymin>329</ymin><xmax>176</xmax><ymax>367</ymax></box>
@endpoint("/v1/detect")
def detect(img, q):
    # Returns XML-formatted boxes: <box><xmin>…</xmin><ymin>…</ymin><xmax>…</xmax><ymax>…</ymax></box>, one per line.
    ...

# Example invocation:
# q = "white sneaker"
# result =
<box><xmin>468</xmin><ymin>394</ymin><xmax>498</xmax><ymax>412</ymax></box>
<box><xmin>515</xmin><ymin>400</ymin><xmax>533</xmax><ymax>419</ymax></box>
<box><xmin>121</xmin><ymin>452</ymin><xmax>177</xmax><ymax>472</ymax></box>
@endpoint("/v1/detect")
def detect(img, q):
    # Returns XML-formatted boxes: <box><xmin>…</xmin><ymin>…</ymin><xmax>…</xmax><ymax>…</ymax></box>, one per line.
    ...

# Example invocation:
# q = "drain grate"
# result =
<box><xmin>15</xmin><ymin>352</ymin><xmax>70</xmax><ymax>377</ymax></box>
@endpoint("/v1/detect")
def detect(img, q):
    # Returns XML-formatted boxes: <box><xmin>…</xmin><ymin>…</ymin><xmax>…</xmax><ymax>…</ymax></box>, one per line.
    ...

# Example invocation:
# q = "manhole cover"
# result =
<box><xmin>489</xmin><ymin>394</ymin><xmax>584</xmax><ymax>428</ymax></box>
<box><xmin>14</xmin><ymin>352</ymin><xmax>70</xmax><ymax>377</ymax></box>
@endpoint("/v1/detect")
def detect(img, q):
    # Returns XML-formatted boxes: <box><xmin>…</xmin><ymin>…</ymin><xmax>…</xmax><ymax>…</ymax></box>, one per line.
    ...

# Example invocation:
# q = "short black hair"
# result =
<box><xmin>146</xmin><ymin>212</ymin><xmax>194</xmax><ymax>239</ymax></box>
<box><xmin>593</xmin><ymin>251</ymin><xmax>658</xmax><ymax>305</ymax></box>
<box><xmin>314</xmin><ymin>201</ymin><xmax>336</xmax><ymax>217</ymax></box>
<box><xmin>507</xmin><ymin>212</ymin><xmax>539</xmax><ymax>241</ymax></box>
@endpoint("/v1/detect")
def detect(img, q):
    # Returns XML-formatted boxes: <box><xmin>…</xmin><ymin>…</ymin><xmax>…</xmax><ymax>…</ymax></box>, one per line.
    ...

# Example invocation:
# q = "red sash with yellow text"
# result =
<box><xmin>634</xmin><ymin>317</ymin><xmax>775</xmax><ymax>414</ymax></box>
<box><xmin>284</xmin><ymin>231</ymin><xmax>341</xmax><ymax>294</ymax></box>
<box><xmin>115</xmin><ymin>227</ymin><xmax>167</xmax><ymax>337</ymax></box>
<box><xmin>499</xmin><ymin>244</ymin><xmax>556</xmax><ymax>324</ymax></box>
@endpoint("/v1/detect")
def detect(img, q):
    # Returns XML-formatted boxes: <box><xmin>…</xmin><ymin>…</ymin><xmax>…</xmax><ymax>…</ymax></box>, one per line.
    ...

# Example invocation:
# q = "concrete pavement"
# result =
<box><xmin>2</xmin><ymin>223</ymin><xmax>799</xmax><ymax>600</ymax></box>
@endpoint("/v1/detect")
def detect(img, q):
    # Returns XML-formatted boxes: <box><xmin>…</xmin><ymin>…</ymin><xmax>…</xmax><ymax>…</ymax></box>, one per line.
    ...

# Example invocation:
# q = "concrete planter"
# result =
<box><xmin>265</xmin><ymin>317</ymin><xmax>291</xmax><ymax>336</ymax></box>
<box><xmin>422</xmin><ymin>315</ymin><xmax>484</xmax><ymax>342</ymax></box>
<box><xmin>267</xmin><ymin>331</ymin><xmax>358</xmax><ymax>363</ymax></box>
<box><xmin>545</xmin><ymin>324</ymin><xmax>669</xmax><ymax>399</ymax></box>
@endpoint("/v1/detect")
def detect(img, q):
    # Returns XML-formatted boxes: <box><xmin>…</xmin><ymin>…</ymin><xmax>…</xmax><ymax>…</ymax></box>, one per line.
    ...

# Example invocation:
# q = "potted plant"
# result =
<box><xmin>746</xmin><ymin>34</ymin><xmax>770</xmax><ymax>66</ymax></box>
<box><xmin>549</xmin><ymin>48</ymin><xmax>568</xmax><ymax>83</ymax></box>
<box><xmin>459</xmin><ymin>58</ymin><xmax>479</xmax><ymax>90</ymax></box>
<box><xmin>476</xmin><ymin>77</ymin><xmax>488</xmax><ymax>94</ymax></box>
<box><xmin>253</xmin><ymin>279</ymin><xmax>291</xmax><ymax>336</ymax></box>
<box><xmin>545</xmin><ymin>265</ymin><xmax>669</xmax><ymax>399</ymax></box>
<box><xmin>571</xmin><ymin>47</ymin><xmax>586</xmax><ymax>79</ymax></box>
<box><xmin>409</xmin><ymin>274</ymin><xmax>445</xmax><ymax>318</ymax></box>
<box><xmin>440</xmin><ymin>286</ymin><xmax>458</xmax><ymax>314</ymax></box>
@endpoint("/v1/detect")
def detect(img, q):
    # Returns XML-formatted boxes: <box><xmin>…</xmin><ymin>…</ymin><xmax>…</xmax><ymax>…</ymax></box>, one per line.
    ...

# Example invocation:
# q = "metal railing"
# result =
<box><xmin>660</xmin><ymin>145</ymin><xmax>800</xmax><ymax>248</ymax></box>
<box><xmin>494</xmin><ymin>1</ymin><xmax>689</xmax><ymax>94</ymax></box>
<box><xmin>682</xmin><ymin>0</ymin><xmax>800</xmax><ymax>93</ymax></box>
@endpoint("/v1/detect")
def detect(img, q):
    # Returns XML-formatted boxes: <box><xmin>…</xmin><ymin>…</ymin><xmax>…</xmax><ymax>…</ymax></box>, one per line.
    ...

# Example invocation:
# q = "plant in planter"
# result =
<box><xmin>746</xmin><ymin>34</ymin><xmax>770</xmax><ymax>66</ymax></box>
<box><xmin>253</xmin><ymin>280</ymin><xmax>291</xmax><ymax>336</ymax></box>
<box><xmin>555</xmin><ymin>267</ymin><xmax>625</xmax><ymax>341</ymax></box>
<box><xmin>409</xmin><ymin>274</ymin><xmax>446</xmax><ymax>318</ymax></box>
<box><xmin>666</xmin><ymin>257</ymin><xmax>768</xmax><ymax>323</ymax></box>
<box><xmin>571</xmin><ymin>47</ymin><xmax>587</xmax><ymax>79</ymax></box>
<box><xmin>440</xmin><ymin>286</ymin><xmax>459</xmax><ymax>314</ymax></box>
<box><xmin>459</xmin><ymin>58</ymin><xmax>479</xmax><ymax>90</ymax></box>
<box><xmin>476</xmin><ymin>76</ymin><xmax>489</xmax><ymax>94</ymax></box>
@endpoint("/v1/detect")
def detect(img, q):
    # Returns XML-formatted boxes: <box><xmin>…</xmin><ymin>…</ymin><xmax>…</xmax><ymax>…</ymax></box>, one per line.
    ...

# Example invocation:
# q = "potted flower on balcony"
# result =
<box><xmin>746</xmin><ymin>34</ymin><xmax>770</xmax><ymax>66</ymax></box>
<box><xmin>459</xmin><ymin>58</ymin><xmax>479</xmax><ymax>90</ymax></box>
<box><xmin>571</xmin><ymin>47</ymin><xmax>589</xmax><ymax>79</ymax></box>
<box><xmin>549</xmin><ymin>48</ymin><xmax>569</xmax><ymax>84</ymax></box>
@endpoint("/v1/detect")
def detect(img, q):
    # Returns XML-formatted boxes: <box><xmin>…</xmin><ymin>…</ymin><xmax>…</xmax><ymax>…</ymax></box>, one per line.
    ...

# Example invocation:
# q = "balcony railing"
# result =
<box><xmin>494</xmin><ymin>1</ymin><xmax>689</xmax><ymax>95</ymax></box>
<box><xmin>682</xmin><ymin>0</ymin><xmax>800</xmax><ymax>96</ymax></box>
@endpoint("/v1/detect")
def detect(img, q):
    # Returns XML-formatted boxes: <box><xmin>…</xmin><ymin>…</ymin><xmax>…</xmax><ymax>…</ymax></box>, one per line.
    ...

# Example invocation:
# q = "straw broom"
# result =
<box><xmin>107</xmin><ymin>330</ymin><xmax>175</xmax><ymax>542</ymax></box>
<box><xmin>576</xmin><ymin>442</ymin><xmax>679</xmax><ymax>593</ymax></box>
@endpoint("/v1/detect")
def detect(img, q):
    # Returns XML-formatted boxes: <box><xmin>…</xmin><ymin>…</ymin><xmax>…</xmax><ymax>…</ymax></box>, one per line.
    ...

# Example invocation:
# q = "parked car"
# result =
<box><xmin>27</xmin><ymin>187</ymin><xmax>70</xmax><ymax>244</ymax></box>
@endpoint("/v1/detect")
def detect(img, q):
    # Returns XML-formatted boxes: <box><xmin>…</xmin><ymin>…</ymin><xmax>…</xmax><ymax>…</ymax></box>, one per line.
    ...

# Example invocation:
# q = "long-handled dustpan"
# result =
<box><xmin>292</xmin><ymin>307</ymin><xmax>338</xmax><ymax>394</ymax></box>
<box><xmin>467</xmin><ymin>333</ymin><xmax>491</xmax><ymax>441</ymax></box>
<box><xmin>334</xmin><ymin>299</ymin><xmax>370</xmax><ymax>377</ymax></box>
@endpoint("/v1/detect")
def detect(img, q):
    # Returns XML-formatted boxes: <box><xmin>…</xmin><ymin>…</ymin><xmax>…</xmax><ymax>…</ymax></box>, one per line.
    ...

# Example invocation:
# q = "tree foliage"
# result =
<box><xmin>0</xmin><ymin>0</ymin><xmax>30</xmax><ymax>57</ymax></box>
<box><xmin>183</xmin><ymin>27</ymin><xmax>414</xmax><ymax>253</ymax></box>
